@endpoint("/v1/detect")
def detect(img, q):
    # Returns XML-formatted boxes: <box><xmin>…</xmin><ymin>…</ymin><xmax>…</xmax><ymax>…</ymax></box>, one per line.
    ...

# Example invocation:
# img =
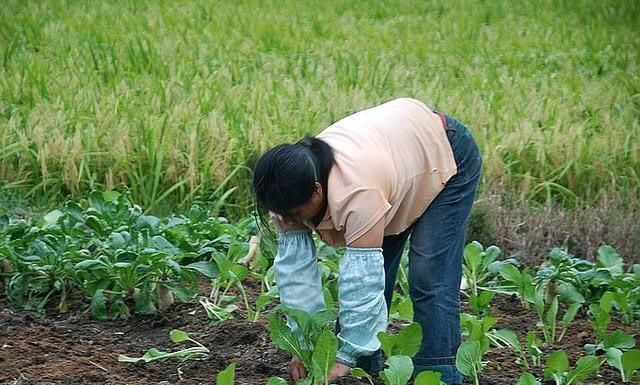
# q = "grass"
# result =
<box><xmin>0</xmin><ymin>0</ymin><xmax>638</xmax><ymax>215</ymax></box>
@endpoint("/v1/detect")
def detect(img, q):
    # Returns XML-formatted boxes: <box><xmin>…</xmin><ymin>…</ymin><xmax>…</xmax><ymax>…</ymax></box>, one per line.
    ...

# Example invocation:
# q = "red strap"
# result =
<box><xmin>436</xmin><ymin>112</ymin><xmax>446</xmax><ymax>129</ymax></box>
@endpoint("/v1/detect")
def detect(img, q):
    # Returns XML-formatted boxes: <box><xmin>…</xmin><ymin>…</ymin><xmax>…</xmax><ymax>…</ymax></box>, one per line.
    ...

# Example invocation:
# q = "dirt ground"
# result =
<box><xmin>0</xmin><ymin>280</ymin><xmax>637</xmax><ymax>385</ymax></box>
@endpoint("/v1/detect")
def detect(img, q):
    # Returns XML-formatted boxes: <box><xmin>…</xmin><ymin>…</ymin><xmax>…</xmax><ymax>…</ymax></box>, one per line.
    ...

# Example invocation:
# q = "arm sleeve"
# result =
<box><xmin>274</xmin><ymin>230</ymin><xmax>326</xmax><ymax>331</ymax></box>
<box><xmin>335</xmin><ymin>247</ymin><xmax>387</xmax><ymax>367</ymax></box>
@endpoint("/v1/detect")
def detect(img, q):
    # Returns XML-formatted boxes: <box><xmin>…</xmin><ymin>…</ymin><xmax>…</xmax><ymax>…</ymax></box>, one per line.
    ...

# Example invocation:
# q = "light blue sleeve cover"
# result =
<box><xmin>274</xmin><ymin>230</ymin><xmax>326</xmax><ymax>330</ymax></box>
<box><xmin>335</xmin><ymin>247</ymin><xmax>387</xmax><ymax>366</ymax></box>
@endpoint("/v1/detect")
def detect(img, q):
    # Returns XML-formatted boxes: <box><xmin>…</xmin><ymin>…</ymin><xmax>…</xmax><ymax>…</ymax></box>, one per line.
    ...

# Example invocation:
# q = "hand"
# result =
<box><xmin>327</xmin><ymin>362</ymin><xmax>351</xmax><ymax>381</ymax></box>
<box><xmin>270</xmin><ymin>211</ymin><xmax>307</xmax><ymax>234</ymax></box>
<box><xmin>290</xmin><ymin>356</ymin><xmax>307</xmax><ymax>383</ymax></box>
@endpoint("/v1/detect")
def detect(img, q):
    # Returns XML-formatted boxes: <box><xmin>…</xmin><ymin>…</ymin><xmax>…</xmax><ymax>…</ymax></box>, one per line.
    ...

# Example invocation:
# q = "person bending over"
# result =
<box><xmin>252</xmin><ymin>97</ymin><xmax>482</xmax><ymax>385</ymax></box>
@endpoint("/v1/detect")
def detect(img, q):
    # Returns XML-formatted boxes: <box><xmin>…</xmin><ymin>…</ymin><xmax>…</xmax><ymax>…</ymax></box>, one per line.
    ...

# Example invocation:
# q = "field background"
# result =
<box><xmin>1</xmin><ymin>0</ymin><xmax>639</xmax><ymax>260</ymax></box>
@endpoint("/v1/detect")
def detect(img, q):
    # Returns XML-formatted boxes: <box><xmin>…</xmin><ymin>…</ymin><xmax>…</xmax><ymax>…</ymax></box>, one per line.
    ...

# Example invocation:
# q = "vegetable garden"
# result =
<box><xmin>1</xmin><ymin>0</ymin><xmax>639</xmax><ymax>384</ymax></box>
<box><xmin>1</xmin><ymin>192</ymin><xmax>638</xmax><ymax>384</ymax></box>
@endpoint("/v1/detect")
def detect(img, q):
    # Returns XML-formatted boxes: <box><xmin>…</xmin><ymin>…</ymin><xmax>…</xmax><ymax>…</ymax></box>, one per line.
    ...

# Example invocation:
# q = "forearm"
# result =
<box><xmin>335</xmin><ymin>247</ymin><xmax>387</xmax><ymax>367</ymax></box>
<box><xmin>274</xmin><ymin>230</ymin><xmax>326</xmax><ymax>325</ymax></box>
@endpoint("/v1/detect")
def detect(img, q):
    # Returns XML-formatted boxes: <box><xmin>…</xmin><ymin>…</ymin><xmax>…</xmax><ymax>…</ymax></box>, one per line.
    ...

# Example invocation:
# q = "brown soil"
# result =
<box><xmin>0</xmin><ymin>283</ymin><xmax>637</xmax><ymax>385</ymax></box>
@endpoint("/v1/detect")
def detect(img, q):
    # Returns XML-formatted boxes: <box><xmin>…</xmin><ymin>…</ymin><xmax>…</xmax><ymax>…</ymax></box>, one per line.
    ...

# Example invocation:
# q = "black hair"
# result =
<box><xmin>252</xmin><ymin>136</ymin><xmax>334</xmax><ymax>215</ymax></box>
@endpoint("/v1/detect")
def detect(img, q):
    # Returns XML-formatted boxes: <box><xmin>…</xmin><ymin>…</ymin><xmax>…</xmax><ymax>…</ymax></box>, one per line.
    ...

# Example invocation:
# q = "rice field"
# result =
<box><xmin>0</xmin><ymin>0</ymin><xmax>638</xmax><ymax>214</ymax></box>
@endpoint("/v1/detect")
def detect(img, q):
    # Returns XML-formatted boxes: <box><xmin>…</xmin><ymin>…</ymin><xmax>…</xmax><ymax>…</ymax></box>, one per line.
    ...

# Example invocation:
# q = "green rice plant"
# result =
<box><xmin>1</xmin><ymin>0</ymin><xmax>638</xmax><ymax>214</ymax></box>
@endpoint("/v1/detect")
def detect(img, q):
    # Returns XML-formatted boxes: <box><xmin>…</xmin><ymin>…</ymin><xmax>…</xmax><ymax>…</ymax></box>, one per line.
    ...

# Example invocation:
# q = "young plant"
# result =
<box><xmin>456</xmin><ymin>340</ymin><xmax>482</xmax><ymax>385</ymax></box>
<box><xmin>216</xmin><ymin>362</ymin><xmax>236</xmax><ymax>385</ymax></box>
<box><xmin>118</xmin><ymin>329</ymin><xmax>209</xmax><ymax>363</ymax></box>
<box><xmin>588</xmin><ymin>293</ymin><xmax>613</xmax><ymax>341</ymax></box>
<box><xmin>498</xmin><ymin>264</ymin><xmax>536</xmax><ymax>309</ymax></box>
<box><xmin>516</xmin><ymin>372</ymin><xmax>542</xmax><ymax>385</ymax></box>
<box><xmin>460</xmin><ymin>313</ymin><xmax>498</xmax><ymax>356</ymax></box>
<box><xmin>268</xmin><ymin>306</ymin><xmax>338</xmax><ymax>385</ymax></box>
<box><xmin>462</xmin><ymin>242</ymin><xmax>504</xmax><ymax>297</ymax></box>
<box><xmin>585</xmin><ymin>330</ymin><xmax>636</xmax><ymax>360</ymax></box>
<box><xmin>199</xmin><ymin>296</ymin><xmax>239</xmax><ymax>323</ymax></box>
<box><xmin>469</xmin><ymin>291</ymin><xmax>495</xmax><ymax>317</ymax></box>
<box><xmin>543</xmin><ymin>350</ymin><xmax>600</xmax><ymax>385</ymax></box>
<box><xmin>558</xmin><ymin>303</ymin><xmax>581</xmax><ymax>342</ymax></box>
<box><xmin>491</xmin><ymin>329</ymin><xmax>529</xmax><ymax>369</ymax></box>
<box><xmin>605</xmin><ymin>348</ymin><xmax>640</xmax><ymax>382</ymax></box>
<box><xmin>526</xmin><ymin>332</ymin><xmax>544</xmax><ymax>367</ymax></box>
<box><xmin>377</xmin><ymin>322</ymin><xmax>422</xmax><ymax>359</ymax></box>
<box><xmin>532</xmin><ymin>287</ymin><xmax>559</xmax><ymax>344</ymax></box>
<box><xmin>209</xmin><ymin>249</ymin><xmax>255</xmax><ymax>320</ymax></box>
<box><xmin>351</xmin><ymin>356</ymin><xmax>446</xmax><ymax>385</ymax></box>
<box><xmin>535</xmin><ymin>248</ymin><xmax>591</xmax><ymax>305</ymax></box>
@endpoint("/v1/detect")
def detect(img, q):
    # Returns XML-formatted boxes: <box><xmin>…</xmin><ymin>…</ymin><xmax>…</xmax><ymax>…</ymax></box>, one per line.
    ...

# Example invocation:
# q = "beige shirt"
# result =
<box><xmin>313</xmin><ymin>98</ymin><xmax>457</xmax><ymax>246</ymax></box>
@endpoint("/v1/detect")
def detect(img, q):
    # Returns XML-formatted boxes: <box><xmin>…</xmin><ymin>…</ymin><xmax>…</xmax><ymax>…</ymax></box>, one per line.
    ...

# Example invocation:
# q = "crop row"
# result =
<box><xmin>1</xmin><ymin>191</ymin><xmax>639</xmax><ymax>384</ymax></box>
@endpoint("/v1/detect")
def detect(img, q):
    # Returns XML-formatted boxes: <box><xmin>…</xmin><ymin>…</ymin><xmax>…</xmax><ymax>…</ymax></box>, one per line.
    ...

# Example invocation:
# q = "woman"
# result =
<box><xmin>252</xmin><ymin>98</ymin><xmax>482</xmax><ymax>385</ymax></box>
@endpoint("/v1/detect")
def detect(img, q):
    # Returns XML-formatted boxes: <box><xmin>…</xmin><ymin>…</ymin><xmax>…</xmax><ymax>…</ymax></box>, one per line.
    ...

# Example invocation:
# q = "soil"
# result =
<box><xmin>1</xmin><ymin>281</ymin><xmax>637</xmax><ymax>385</ymax></box>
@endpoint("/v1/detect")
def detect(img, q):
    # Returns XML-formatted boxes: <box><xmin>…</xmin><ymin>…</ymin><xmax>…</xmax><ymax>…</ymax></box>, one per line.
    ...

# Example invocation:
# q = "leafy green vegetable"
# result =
<box><xmin>379</xmin><ymin>356</ymin><xmax>413</xmax><ymax>385</ymax></box>
<box><xmin>117</xmin><ymin>329</ymin><xmax>209</xmax><ymax>363</ymax></box>
<box><xmin>216</xmin><ymin>362</ymin><xmax>236</xmax><ymax>385</ymax></box>
<box><xmin>377</xmin><ymin>322</ymin><xmax>422</xmax><ymax>359</ymax></box>
<box><xmin>456</xmin><ymin>341</ymin><xmax>481</xmax><ymax>385</ymax></box>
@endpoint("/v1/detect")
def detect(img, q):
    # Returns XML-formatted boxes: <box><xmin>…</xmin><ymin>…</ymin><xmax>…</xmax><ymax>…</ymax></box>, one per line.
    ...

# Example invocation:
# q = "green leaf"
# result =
<box><xmin>150</xmin><ymin>235</ymin><xmax>179</xmax><ymax>254</ymax></box>
<box><xmin>216</xmin><ymin>362</ymin><xmax>236</xmax><ymax>385</ymax></box>
<box><xmin>84</xmin><ymin>215</ymin><xmax>104</xmax><ymax>235</ymax></box>
<box><xmin>379</xmin><ymin>322</ymin><xmax>423</xmax><ymax>360</ymax></box>
<box><xmin>599</xmin><ymin>292</ymin><xmax>614</xmax><ymax>313</ymax></box>
<box><xmin>605</xmin><ymin>348</ymin><xmax>624</xmax><ymax>376</ymax></box>
<box><xmin>185</xmin><ymin>261</ymin><xmax>219</xmax><ymax>278</ymax></box>
<box><xmin>561</xmin><ymin>303</ymin><xmax>582</xmax><ymax>328</ymax></box>
<box><xmin>498</xmin><ymin>265</ymin><xmax>522</xmax><ymax>285</ymax></box>
<box><xmin>90</xmin><ymin>289</ymin><xmax>108</xmax><ymax>321</ymax></box>
<box><xmin>266</xmin><ymin>377</ymin><xmax>288</xmax><ymax>385</ymax></box>
<box><xmin>267</xmin><ymin>313</ymin><xmax>305</xmax><ymax>364</ymax></box>
<box><xmin>162</xmin><ymin>282</ymin><xmax>197</xmax><ymax>302</ymax></box>
<box><xmin>558</xmin><ymin>282</ymin><xmax>585</xmax><ymax>304</ymax></box>
<box><xmin>544</xmin><ymin>350</ymin><xmax>569</xmax><ymax>379</ymax></box>
<box><xmin>136</xmin><ymin>215</ymin><xmax>161</xmax><ymax>233</ymax></box>
<box><xmin>597</xmin><ymin>245</ymin><xmax>623</xmax><ymax>275</ymax></box>
<box><xmin>74</xmin><ymin>259</ymin><xmax>104</xmax><ymax>270</ymax></box>
<box><xmin>311</xmin><ymin>330</ymin><xmax>338</xmax><ymax>380</ymax></box>
<box><xmin>170</xmin><ymin>329</ymin><xmax>189</xmax><ymax>343</ymax></box>
<box><xmin>40</xmin><ymin>210</ymin><xmax>64</xmax><ymax>229</ymax></box>
<box><xmin>102</xmin><ymin>190</ymin><xmax>121</xmax><ymax>202</ymax></box>
<box><xmin>604</xmin><ymin>331</ymin><xmax>636</xmax><ymax>350</ymax></box>
<box><xmin>621</xmin><ymin>350</ymin><xmax>640</xmax><ymax>381</ymax></box>
<box><xmin>464</xmin><ymin>243</ymin><xmax>482</xmax><ymax>271</ymax></box>
<box><xmin>117</xmin><ymin>347</ymin><xmax>169</xmax><ymax>363</ymax></box>
<box><xmin>414</xmin><ymin>370</ymin><xmax>443</xmax><ymax>385</ymax></box>
<box><xmin>566</xmin><ymin>355</ymin><xmax>599</xmax><ymax>384</ymax></box>
<box><xmin>455</xmin><ymin>341</ymin><xmax>480</xmax><ymax>377</ymax></box>
<box><xmin>516</xmin><ymin>372</ymin><xmax>541</xmax><ymax>385</ymax></box>
<box><xmin>494</xmin><ymin>329</ymin><xmax>522</xmax><ymax>352</ymax></box>
<box><xmin>381</xmin><ymin>355</ymin><xmax>414</xmax><ymax>385</ymax></box>
<box><xmin>378</xmin><ymin>332</ymin><xmax>395</xmax><ymax>359</ymax></box>
<box><xmin>350</xmin><ymin>368</ymin><xmax>372</xmax><ymax>381</ymax></box>
<box><xmin>396</xmin><ymin>322</ymin><xmax>423</xmax><ymax>357</ymax></box>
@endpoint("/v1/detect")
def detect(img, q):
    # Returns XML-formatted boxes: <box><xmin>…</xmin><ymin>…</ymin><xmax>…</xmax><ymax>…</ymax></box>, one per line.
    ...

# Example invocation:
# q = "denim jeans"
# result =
<box><xmin>353</xmin><ymin>114</ymin><xmax>482</xmax><ymax>385</ymax></box>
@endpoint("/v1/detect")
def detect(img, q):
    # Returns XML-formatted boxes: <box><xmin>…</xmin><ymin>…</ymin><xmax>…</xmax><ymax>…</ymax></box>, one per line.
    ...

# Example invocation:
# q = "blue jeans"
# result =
<box><xmin>354</xmin><ymin>114</ymin><xmax>482</xmax><ymax>384</ymax></box>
